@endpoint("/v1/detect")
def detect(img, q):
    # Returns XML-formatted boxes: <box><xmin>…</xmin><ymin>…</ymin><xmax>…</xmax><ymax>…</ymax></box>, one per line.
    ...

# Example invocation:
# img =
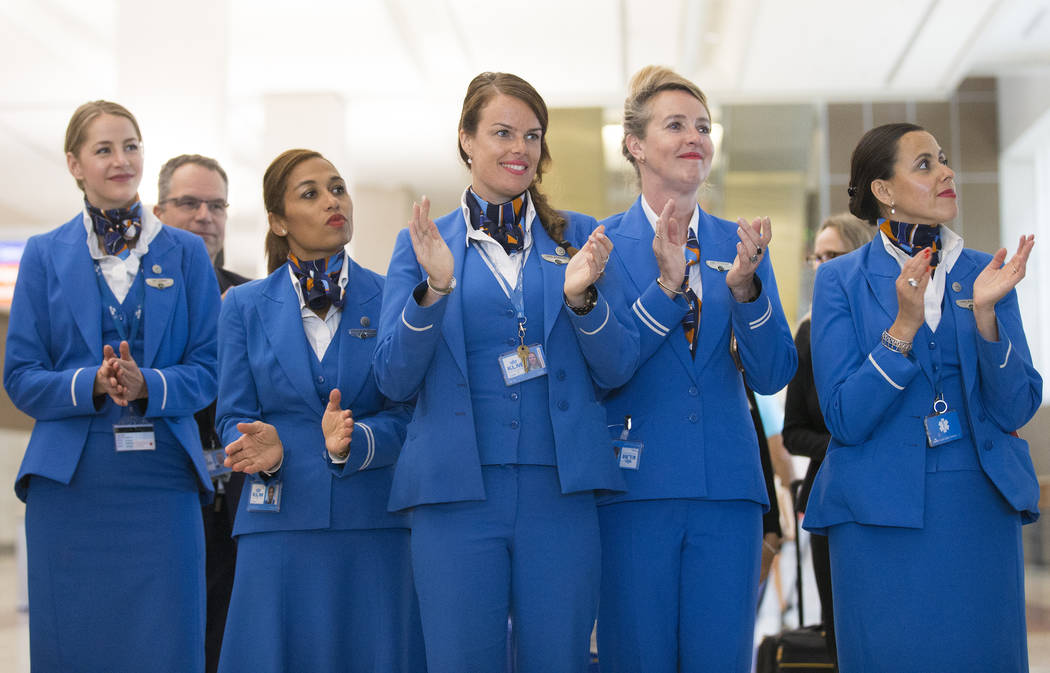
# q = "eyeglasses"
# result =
<box><xmin>159</xmin><ymin>196</ymin><xmax>229</xmax><ymax>214</ymax></box>
<box><xmin>806</xmin><ymin>251</ymin><xmax>844</xmax><ymax>267</ymax></box>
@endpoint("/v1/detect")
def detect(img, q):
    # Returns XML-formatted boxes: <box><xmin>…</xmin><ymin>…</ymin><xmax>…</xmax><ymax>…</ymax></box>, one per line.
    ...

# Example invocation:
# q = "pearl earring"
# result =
<box><xmin>890</xmin><ymin>202</ymin><xmax>895</xmax><ymax>216</ymax></box>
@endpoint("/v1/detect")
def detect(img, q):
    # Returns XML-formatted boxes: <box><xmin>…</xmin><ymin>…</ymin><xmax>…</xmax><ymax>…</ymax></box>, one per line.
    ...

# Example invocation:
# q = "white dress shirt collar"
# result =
<box><xmin>83</xmin><ymin>205</ymin><xmax>163</xmax><ymax>304</ymax></box>
<box><xmin>286</xmin><ymin>251</ymin><xmax>351</xmax><ymax>361</ymax></box>
<box><xmin>461</xmin><ymin>188</ymin><xmax>536</xmax><ymax>294</ymax></box>
<box><xmin>879</xmin><ymin>224</ymin><xmax>964</xmax><ymax>333</ymax></box>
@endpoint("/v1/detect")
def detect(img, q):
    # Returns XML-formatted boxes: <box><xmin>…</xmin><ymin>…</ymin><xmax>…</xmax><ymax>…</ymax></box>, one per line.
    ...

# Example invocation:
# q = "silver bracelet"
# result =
<box><xmin>656</xmin><ymin>277</ymin><xmax>683</xmax><ymax>295</ymax></box>
<box><xmin>881</xmin><ymin>330</ymin><xmax>912</xmax><ymax>356</ymax></box>
<box><xmin>426</xmin><ymin>276</ymin><xmax>456</xmax><ymax>296</ymax></box>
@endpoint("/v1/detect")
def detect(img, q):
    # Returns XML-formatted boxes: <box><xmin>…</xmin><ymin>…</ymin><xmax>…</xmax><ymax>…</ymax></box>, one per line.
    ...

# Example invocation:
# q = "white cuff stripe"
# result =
<box><xmin>401</xmin><ymin>308</ymin><xmax>433</xmax><ymax>332</ymax></box>
<box><xmin>155</xmin><ymin>369</ymin><xmax>168</xmax><ymax>410</ymax></box>
<box><xmin>1000</xmin><ymin>340</ymin><xmax>1012</xmax><ymax>369</ymax></box>
<box><xmin>578</xmin><ymin>302</ymin><xmax>610</xmax><ymax>336</ymax></box>
<box><xmin>868</xmin><ymin>353</ymin><xmax>905</xmax><ymax>390</ymax></box>
<box><xmin>71</xmin><ymin>367</ymin><xmax>85</xmax><ymax>406</ymax></box>
<box><xmin>748</xmin><ymin>298</ymin><xmax>773</xmax><ymax>330</ymax></box>
<box><xmin>632</xmin><ymin>299</ymin><xmax>669</xmax><ymax>336</ymax></box>
<box><xmin>357</xmin><ymin>422</ymin><xmax>375</xmax><ymax>470</ymax></box>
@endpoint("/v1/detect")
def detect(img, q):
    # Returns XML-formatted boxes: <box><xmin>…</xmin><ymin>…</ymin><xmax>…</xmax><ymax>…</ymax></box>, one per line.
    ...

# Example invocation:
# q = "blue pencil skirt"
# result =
<box><xmin>218</xmin><ymin>527</ymin><xmax>424</xmax><ymax>673</ymax></box>
<box><xmin>828</xmin><ymin>469</ymin><xmax>1028</xmax><ymax>673</ymax></box>
<box><xmin>25</xmin><ymin>430</ymin><xmax>205</xmax><ymax>673</ymax></box>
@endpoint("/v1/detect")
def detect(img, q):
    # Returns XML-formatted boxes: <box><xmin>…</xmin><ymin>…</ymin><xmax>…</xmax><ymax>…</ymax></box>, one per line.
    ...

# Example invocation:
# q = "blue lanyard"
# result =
<box><xmin>95</xmin><ymin>264</ymin><xmax>144</xmax><ymax>344</ymax></box>
<box><xmin>473</xmin><ymin>242</ymin><xmax>528</xmax><ymax>342</ymax></box>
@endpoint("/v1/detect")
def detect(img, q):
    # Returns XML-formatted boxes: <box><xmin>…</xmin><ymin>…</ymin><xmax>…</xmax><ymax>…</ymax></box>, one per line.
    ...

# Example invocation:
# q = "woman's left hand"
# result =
<box><xmin>224</xmin><ymin>421</ymin><xmax>284</xmax><ymax>474</ymax></box>
<box><xmin>109</xmin><ymin>340</ymin><xmax>148</xmax><ymax>405</ymax></box>
<box><xmin>726</xmin><ymin>216</ymin><xmax>772</xmax><ymax>302</ymax></box>
<box><xmin>564</xmin><ymin>225</ymin><xmax>613</xmax><ymax>305</ymax></box>
<box><xmin>973</xmin><ymin>234</ymin><xmax>1035</xmax><ymax>340</ymax></box>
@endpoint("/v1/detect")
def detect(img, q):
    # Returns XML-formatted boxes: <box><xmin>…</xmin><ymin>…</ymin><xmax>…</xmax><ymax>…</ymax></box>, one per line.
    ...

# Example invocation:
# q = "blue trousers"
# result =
<box><xmin>410</xmin><ymin>465</ymin><xmax>600</xmax><ymax>673</ymax></box>
<box><xmin>597</xmin><ymin>498</ymin><xmax>762</xmax><ymax>673</ymax></box>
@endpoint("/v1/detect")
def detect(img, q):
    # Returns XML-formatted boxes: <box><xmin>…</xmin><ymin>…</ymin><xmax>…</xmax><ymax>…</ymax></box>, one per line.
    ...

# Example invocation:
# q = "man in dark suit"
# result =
<box><xmin>155</xmin><ymin>154</ymin><xmax>249</xmax><ymax>673</ymax></box>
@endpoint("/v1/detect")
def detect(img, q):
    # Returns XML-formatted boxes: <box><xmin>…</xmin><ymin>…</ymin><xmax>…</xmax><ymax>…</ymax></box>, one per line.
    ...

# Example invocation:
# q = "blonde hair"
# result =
<box><xmin>65</xmin><ymin>100</ymin><xmax>142</xmax><ymax>191</ymax></box>
<box><xmin>621</xmin><ymin>66</ymin><xmax>708</xmax><ymax>174</ymax></box>
<box><xmin>818</xmin><ymin>212</ymin><xmax>874</xmax><ymax>252</ymax></box>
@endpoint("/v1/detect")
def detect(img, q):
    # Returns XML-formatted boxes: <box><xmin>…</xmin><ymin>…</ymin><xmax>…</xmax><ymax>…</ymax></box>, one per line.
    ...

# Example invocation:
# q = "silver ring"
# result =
<box><xmin>756</xmin><ymin>246</ymin><xmax>763</xmax><ymax>256</ymax></box>
<box><xmin>907</xmin><ymin>278</ymin><xmax>918</xmax><ymax>288</ymax></box>
<box><xmin>749</xmin><ymin>254</ymin><xmax>759</xmax><ymax>264</ymax></box>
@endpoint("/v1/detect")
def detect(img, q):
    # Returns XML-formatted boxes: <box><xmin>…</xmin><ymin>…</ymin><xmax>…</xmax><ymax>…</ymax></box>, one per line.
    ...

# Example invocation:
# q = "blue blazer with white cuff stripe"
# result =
<box><xmin>803</xmin><ymin>239</ymin><xmax>1042</xmax><ymax>533</ymax></box>
<box><xmin>599</xmin><ymin>198</ymin><xmax>797</xmax><ymax>506</ymax></box>
<box><xmin>4</xmin><ymin>213</ymin><xmax>220</xmax><ymax>504</ymax></box>
<box><xmin>373</xmin><ymin>208</ymin><xmax>638</xmax><ymax>512</ymax></box>
<box><xmin>217</xmin><ymin>257</ymin><xmax>410</xmax><ymax>536</ymax></box>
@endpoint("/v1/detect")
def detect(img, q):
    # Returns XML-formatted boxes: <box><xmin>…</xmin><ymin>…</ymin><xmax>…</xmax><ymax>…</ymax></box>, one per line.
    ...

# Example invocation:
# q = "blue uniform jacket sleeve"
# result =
<box><xmin>141</xmin><ymin>237</ymin><xmax>219</xmax><ymax>419</ymax></box>
<box><xmin>326</xmin><ymin>396</ymin><xmax>412</xmax><ymax>476</ymax></box>
<box><xmin>811</xmin><ymin>263</ymin><xmax>923</xmax><ymax>446</ymax></box>
<box><xmin>373</xmin><ymin>227</ymin><xmax>449</xmax><ymax>403</ymax></box>
<box><xmin>972</xmin><ymin>290</ymin><xmax>1041</xmax><ymax>431</ymax></box>
<box><xmin>565</xmin><ymin>280</ymin><xmax>640</xmax><ymax>391</ymax></box>
<box><xmin>216</xmin><ymin>288</ymin><xmax>262</xmax><ymax>449</ymax></box>
<box><xmin>729</xmin><ymin>257</ymin><xmax>798</xmax><ymax>395</ymax></box>
<box><xmin>3</xmin><ymin>237</ymin><xmax>102</xmax><ymax>419</ymax></box>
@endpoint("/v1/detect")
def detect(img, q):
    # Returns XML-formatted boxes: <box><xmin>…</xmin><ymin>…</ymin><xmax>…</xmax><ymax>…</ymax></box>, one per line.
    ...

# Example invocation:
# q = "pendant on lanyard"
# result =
<box><xmin>611</xmin><ymin>414</ymin><xmax>643</xmax><ymax>470</ymax></box>
<box><xmin>476</xmin><ymin>242</ymin><xmax>550</xmax><ymax>386</ymax></box>
<box><xmin>923</xmin><ymin>394</ymin><xmax>963</xmax><ymax>447</ymax></box>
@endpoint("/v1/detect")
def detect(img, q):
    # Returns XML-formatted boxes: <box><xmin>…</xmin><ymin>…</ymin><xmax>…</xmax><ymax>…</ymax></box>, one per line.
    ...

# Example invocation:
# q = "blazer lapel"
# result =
<box><xmin>260</xmin><ymin>267</ymin><xmax>321</xmax><ymax>411</ymax></box>
<box><xmin>55</xmin><ymin>218</ymin><xmax>102</xmax><ymax>358</ymax></box>
<box><xmin>336</xmin><ymin>259</ymin><xmax>382</xmax><ymax>404</ymax></box>
<box><xmin>615</xmin><ymin>199</ymin><xmax>697</xmax><ymax>379</ymax></box>
<box><xmin>860</xmin><ymin>240</ymin><xmax>902</xmax><ymax>326</ymax></box>
<box><xmin>690</xmin><ymin>211</ymin><xmax>734</xmax><ymax>378</ymax></box>
<box><xmin>142</xmin><ymin>224</ymin><xmax>178</xmax><ymax>367</ymax></box>
<box><xmin>946</xmin><ymin>253</ymin><xmax>981</xmax><ymax>400</ymax></box>
<box><xmin>533</xmin><ymin>223</ymin><xmax>564</xmax><ymax>343</ymax></box>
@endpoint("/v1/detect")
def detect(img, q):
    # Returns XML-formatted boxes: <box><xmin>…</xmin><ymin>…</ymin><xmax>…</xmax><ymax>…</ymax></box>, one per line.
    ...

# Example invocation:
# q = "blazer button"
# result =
<box><xmin>688</xmin><ymin>413</ymin><xmax>698</xmax><ymax>423</ymax></box>
<box><xmin>556</xmin><ymin>370</ymin><xmax>567</xmax><ymax>381</ymax></box>
<box><xmin>509</xmin><ymin>392</ymin><xmax>519</xmax><ymax>401</ymax></box>
<box><xmin>928</xmin><ymin>342</ymin><xmax>937</xmax><ymax>350</ymax></box>
<box><xmin>317</xmin><ymin>375</ymin><xmax>325</xmax><ymax>383</ymax></box>
<box><xmin>688</xmin><ymin>386</ymin><xmax>698</xmax><ymax>396</ymax></box>
<box><xmin>505</xmin><ymin>309</ymin><xmax>515</xmax><ymax>317</ymax></box>
<box><xmin>506</xmin><ymin>338</ymin><xmax>517</xmax><ymax>346</ymax></box>
<box><xmin>510</xmin><ymin>420</ymin><xmax>520</xmax><ymax>429</ymax></box>
<box><xmin>558</xmin><ymin>400</ymin><xmax>569</xmax><ymax>411</ymax></box>
<box><xmin>983</xmin><ymin>440</ymin><xmax>993</xmax><ymax>451</ymax></box>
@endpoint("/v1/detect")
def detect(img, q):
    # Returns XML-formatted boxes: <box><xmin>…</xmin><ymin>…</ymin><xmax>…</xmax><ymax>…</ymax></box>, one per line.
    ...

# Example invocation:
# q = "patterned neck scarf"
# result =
<box><xmin>879</xmin><ymin>218</ymin><xmax>941</xmax><ymax>268</ymax></box>
<box><xmin>465</xmin><ymin>189</ymin><xmax>527</xmax><ymax>254</ymax></box>
<box><xmin>681</xmin><ymin>230</ymin><xmax>702</xmax><ymax>356</ymax></box>
<box><xmin>87</xmin><ymin>199</ymin><xmax>142</xmax><ymax>259</ymax></box>
<box><xmin>288</xmin><ymin>250</ymin><xmax>346</xmax><ymax>312</ymax></box>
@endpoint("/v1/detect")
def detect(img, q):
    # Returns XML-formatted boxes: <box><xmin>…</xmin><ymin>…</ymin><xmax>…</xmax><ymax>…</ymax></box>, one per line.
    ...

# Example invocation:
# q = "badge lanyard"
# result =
<box><xmin>474</xmin><ymin>244</ymin><xmax>546</xmax><ymax>379</ymax></box>
<box><xmin>95</xmin><ymin>263</ymin><xmax>144</xmax><ymax>345</ymax></box>
<box><xmin>913</xmin><ymin>333</ymin><xmax>962</xmax><ymax>448</ymax></box>
<box><xmin>611</xmin><ymin>414</ymin><xmax>643</xmax><ymax>470</ymax></box>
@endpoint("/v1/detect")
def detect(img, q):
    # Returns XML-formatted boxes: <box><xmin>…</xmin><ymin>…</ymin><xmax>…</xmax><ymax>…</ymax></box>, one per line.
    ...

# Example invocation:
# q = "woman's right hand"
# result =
<box><xmin>408</xmin><ymin>196</ymin><xmax>454</xmax><ymax>306</ymax></box>
<box><xmin>652</xmin><ymin>199</ymin><xmax>688</xmax><ymax>298</ymax></box>
<box><xmin>889</xmin><ymin>247</ymin><xmax>932</xmax><ymax>343</ymax></box>
<box><xmin>322</xmin><ymin>389</ymin><xmax>354</xmax><ymax>460</ymax></box>
<box><xmin>94</xmin><ymin>345</ymin><xmax>123</xmax><ymax>402</ymax></box>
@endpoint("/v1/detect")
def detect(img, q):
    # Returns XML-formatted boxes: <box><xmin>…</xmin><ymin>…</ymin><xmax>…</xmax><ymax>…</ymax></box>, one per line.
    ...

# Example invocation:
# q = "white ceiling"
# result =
<box><xmin>1</xmin><ymin>0</ymin><xmax>1049</xmax><ymax>234</ymax></box>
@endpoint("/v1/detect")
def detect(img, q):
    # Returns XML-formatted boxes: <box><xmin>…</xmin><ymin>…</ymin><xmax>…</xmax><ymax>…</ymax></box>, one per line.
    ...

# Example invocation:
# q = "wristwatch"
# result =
<box><xmin>566</xmin><ymin>285</ymin><xmax>598</xmax><ymax>315</ymax></box>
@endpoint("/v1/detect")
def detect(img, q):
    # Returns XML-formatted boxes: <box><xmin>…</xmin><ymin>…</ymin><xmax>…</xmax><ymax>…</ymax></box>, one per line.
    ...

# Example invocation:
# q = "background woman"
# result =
<box><xmin>4</xmin><ymin>100</ymin><xmax>220</xmax><ymax>671</ymax></box>
<box><xmin>216</xmin><ymin>149</ymin><xmax>423</xmax><ymax>673</ymax></box>
<box><xmin>782</xmin><ymin>211</ymin><xmax>872</xmax><ymax>660</ymax></box>
<box><xmin>804</xmin><ymin>122</ymin><xmax>1039</xmax><ymax>671</ymax></box>
<box><xmin>373</xmin><ymin>72</ymin><xmax>637</xmax><ymax>673</ymax></box>
<box><xmin>597</xmin><ymin>66</ymin><xmax>797</xmax><ymax>673</ymax></box>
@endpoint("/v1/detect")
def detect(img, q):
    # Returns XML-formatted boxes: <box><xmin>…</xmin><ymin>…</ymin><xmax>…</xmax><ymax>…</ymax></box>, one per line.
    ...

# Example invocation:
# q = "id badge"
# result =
<box><xmin>614</xmin><ymin>439</ymin><xmax>643</xmax><ymax>470</ymax></box>
<box><xmin>113</xmin><ymin>409</ymin><xmax>155</xmax><ymax>452</ymax></box>
<box><xmin>498</xmin><ymin>343</ymin><xmax>548</xmax><ymax>386</ymax></box>
<box><xmin>924</xmin><ymin>409</ymin><xmax>963</xmax><ymax>447</ymax></box>
<box><xmin>204</xmin><ymin>448</ymin><xmax>233</xmax><ymax>481</ymax></box>
<box><xmin>247</xmin><ymin>476</ymin><xmax>282</xmax><ymax>512</ymax></box>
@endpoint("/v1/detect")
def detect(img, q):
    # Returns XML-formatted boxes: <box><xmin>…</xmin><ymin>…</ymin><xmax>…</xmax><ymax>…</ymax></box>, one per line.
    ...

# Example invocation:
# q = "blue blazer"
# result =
<box><xmin>373</xmin><ymin>208</ymin><xmax>638</xmax><ymax>511</ymax></box>
<box><xmin>4</xmin><ymin>212</ymin><xmax>220</xmax><ymax>504</ymax></box>
<box><xmin>217</xmin><ymin>257</ymin><xmax>410</xmax><ymax>536</ymax></box>
<box><xmin>803</xmin><ymin>239</ymin><xmax>1042</xmax><ymax>533</ymax></box>
<box><xmin>599</xmin><ymin>198</ymin><xmax>797</xmax><ymax>505</ymax></box>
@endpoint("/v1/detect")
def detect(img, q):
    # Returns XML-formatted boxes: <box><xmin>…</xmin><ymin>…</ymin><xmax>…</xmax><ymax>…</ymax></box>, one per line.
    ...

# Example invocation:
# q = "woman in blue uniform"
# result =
<box><xmin>216</xmin><ymin>149</ymin><xmax>423</xmax><ymax>673</ymax></box>
<box><xmin>4</xmin><ymin>100</ymin><xmax>220</xmax><ymax>672</ymax></box>
<box><xmin>373</xmin><ymin>72</ymin><xmax>638</xmax><ymax>673</ymax></box>
<box><xmin>803</xmin><ymin>123</ymin><xmax>1040</xmax><ymax>671</ymax></box>
<box><xmin>596</xmin><ymin>66</ymin><xmax>797</xmax><ymax>673</ymax></box>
